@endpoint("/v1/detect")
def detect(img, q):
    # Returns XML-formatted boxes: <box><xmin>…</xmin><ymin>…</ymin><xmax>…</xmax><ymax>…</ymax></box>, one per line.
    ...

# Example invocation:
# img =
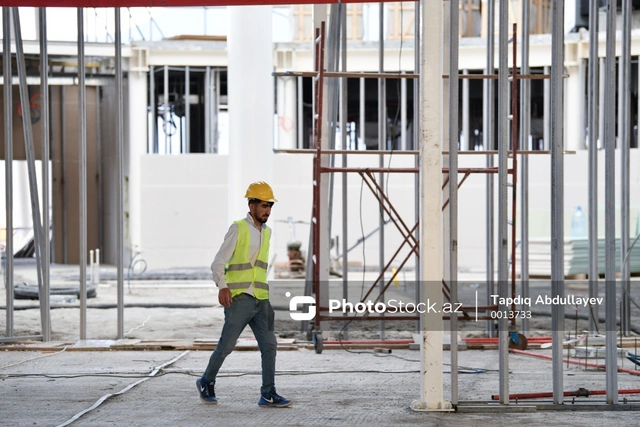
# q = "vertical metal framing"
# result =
<box><xmin>214</xmin><ymin>70</ymin><xmax>221</xmax><ymax>153</ymax></box>
<box><xmin>359</xmin><ymin>77</ymin><xmax>365</xmax><ymax>149</ymax></box>
<box><xmin>61</xmin><ymin>86</ymin><xmax>67</xmax><ymax>262</ymax></box>
<box><xmin>484</xmin><ymin>0</ymin><xmax>495</xmax><ymax>338</ymax></box>
<box><xmin>39</xmin><ymin>7</ymin><xmax>51</xmax><ymax>342</ymax></box>
<box><xmin>13</xmin><ymin>7</ymin><xmax>46</xmax><ymax>339</ymax></box>
<box><xmin>185</xmin><ymin>65</ymin><xmax>190</xmax><ymax>154</ymax></box>
<box><xmin>497</xmin><ymin>0</ymin><xmax>510</xmax><ymax>404</ymax></box>
<box><xmin>163</xmin><ymin>64</ymin><xmax>169</xmax><ymax>154</ymax></box>
<box><xmin>448</xmin><ymin>0</ymin><xmax>460</xmax><ymax>405</ymax></box>
<box><xmin>3</xmin><ymin>7</ymin><xmax>14</xmax><ymax>338</ymax></box>
<box><xmin>149</xmin><ymin>64</ymin><xmax>155</xmax><ymax>153</ymax></box>
<box><xmin>604</xmin><ymin>0</ymin><xmax>619</xmax><ymax>405</ymax></box>
<box><xmin>544</xmin><ymin>65</ymin><xmax>550</xmax><ymax>150</ymax></box>
<box><xmin>340</xmin><ymin>4</ymin><xmax>349</xmax><ymax>339</ymax></box>
<box><xmin>115</xmin><ymin>7</ymin><xmax>125</xmax><ymax>340</ymax></box>
<box><xmin>96</xmin><ymin>86</ymin><xmax>103</xmax><ymax>253</ymax></box>
<box><xmin>620</xmin><ymin>0</ymin><xmax>631</xmax><ymax>337</ymax></box>
<box><xmin>413</xmin><ymin>0</ymin><xmax>420</xmax><ymax>334</ymax></box>
<box><xmin>401</xmin><ymin>72</ymin><xmax>407</xmax><ymax>151</ymax></box>
<box><xmin>462</xmin><ymin>69</ymin><xmax>469</xmax><ymax>150</ymax></box>
<box><xmin>297</xmin><ymin>75</ymin><xmax>303</xmax><ymax>148</ymax></box>
<box><xmin>587</xmin><ymin>0</ymin><xmax>599</xmax><ymax>335</ymax></box>
<box><xmin>519</xmin><ymin>0</ymin><xmax>531</xmax><ymax>336</ymax></box>
<box><xmin>77</xmin><ymin>7</ymin><xmax>88</xmax><ymax>340</ymax></box>
<box><xmin>377</xmin><ymin>2</ymin><xmax>386</xmax><ymax>339</ymax></box>
<box><xmin>204</xmin><ymin>66</ymin><xmax>211</xmax><ymax>153</ymax></box>
<box><xmin>599</xmin><ymin>58</ymin><xmax>605</xmax><ymax>148</ymax></box>
<box><xmin>550</xmin><ymin>0</ymin><xmax>565</xmax><ymax>405</ymax></box>
<box><xmin>0</xmin><ymin>0</ymin><xmax>624</xmax><ymax>407</ymax></box>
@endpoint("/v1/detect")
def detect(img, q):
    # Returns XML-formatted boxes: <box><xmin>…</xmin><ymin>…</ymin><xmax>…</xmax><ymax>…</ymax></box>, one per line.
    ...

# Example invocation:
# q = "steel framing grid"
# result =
<box><xmin>1</xmin><ymin>7</ymin><xmax>126</xmax><ymax>343</ymax></box>
<box><xmin>305</xmin><ymin>22</ymin><xmax>535</xmax><ymax>334</ymax></box>
<box><xmin>297</xmin><ymin>0</ymin><xmax>635</xmax><ymax>408</ymax></box>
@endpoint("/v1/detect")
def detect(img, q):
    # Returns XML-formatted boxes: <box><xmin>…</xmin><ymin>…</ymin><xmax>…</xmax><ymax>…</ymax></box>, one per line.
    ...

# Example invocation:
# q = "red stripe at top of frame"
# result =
<box><xmin>0</xmin><ymin>0</ymin><xmax>405</xmax><ymax>7</ymax></box>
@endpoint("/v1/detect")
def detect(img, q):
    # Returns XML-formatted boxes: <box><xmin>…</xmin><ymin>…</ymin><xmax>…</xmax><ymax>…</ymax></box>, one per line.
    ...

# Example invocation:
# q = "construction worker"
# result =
<box><xmin>196</xmin><ymin>181</ymin><xmax>292</xmax><ymax>408</ymax></box>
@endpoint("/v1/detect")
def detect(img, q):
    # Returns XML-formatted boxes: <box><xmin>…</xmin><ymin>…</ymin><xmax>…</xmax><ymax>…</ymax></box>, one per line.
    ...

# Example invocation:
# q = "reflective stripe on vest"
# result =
<box><xmin>225</xmin><ymin>219</ymin><xmax>270</xmax><ymax>300</ymax></box>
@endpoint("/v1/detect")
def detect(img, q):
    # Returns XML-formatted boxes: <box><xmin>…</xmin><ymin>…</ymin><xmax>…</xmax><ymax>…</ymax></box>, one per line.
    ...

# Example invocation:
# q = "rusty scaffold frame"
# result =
<box><xmin>277</xmin><ymin>22</ymin><xmax>550</xmax><ymax>353</ymax></box>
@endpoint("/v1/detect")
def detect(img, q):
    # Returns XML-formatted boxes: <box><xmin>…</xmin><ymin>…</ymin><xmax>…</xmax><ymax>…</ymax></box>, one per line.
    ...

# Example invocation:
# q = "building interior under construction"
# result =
<box><xmin>1</xmin><ymin>0</ymin><xmax>640</xmax><ymax>415</ymax></box>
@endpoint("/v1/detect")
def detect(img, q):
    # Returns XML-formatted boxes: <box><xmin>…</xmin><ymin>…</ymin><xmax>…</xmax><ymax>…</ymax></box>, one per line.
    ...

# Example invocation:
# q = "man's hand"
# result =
<box><xmin>218</xmin><ymin>288</ymin><xmax>232</xmax><ymax>308</ymax></box>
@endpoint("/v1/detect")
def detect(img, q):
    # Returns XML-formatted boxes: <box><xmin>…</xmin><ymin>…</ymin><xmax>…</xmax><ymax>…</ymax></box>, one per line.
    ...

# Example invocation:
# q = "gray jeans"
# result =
<box><xmin>203</xmin><ymin>293</ymin><xmax>277</xmax><ymax>393</ymax></box>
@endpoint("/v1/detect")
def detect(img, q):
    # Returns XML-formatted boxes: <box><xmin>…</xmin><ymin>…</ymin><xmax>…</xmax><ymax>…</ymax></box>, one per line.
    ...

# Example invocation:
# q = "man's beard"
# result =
<box><xmin>252</xmin><ymin>212</ymin><xmax>268</xmax><ymax>224</ymax></box>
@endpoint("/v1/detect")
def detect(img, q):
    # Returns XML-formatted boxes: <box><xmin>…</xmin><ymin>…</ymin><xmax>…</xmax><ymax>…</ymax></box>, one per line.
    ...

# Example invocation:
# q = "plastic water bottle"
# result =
<box><xmin>571</xmin><ymin>206</ymin><xmax>587</xmax><ymax>238</ymax></box>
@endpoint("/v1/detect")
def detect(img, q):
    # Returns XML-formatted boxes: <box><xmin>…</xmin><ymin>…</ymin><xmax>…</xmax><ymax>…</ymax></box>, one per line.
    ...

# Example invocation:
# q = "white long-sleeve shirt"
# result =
<box><xmin>210</xmin><ymin>212</ymin><xmax>271</xmax><ymax>296</ymax></box>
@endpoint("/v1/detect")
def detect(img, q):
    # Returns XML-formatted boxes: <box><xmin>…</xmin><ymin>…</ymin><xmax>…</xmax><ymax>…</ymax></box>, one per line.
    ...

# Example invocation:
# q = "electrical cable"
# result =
<box><xmin>55</xmin><ymin>351</ymin><xmax>189</xmax><ymax>427</ymax></box>
<box><xmin>0</xmin><ymin>346</ymin><xmax>67</xmax><ymax>371</ymax></box>
<box><xmin>125</xmin><ymin>315</ymin><xmax>152</xmax><ymax>337</ymax></box>
<box><xmin>1</xmin><ymin>366</ymin><xmax>494</xmax><ymax>380</ymax></box>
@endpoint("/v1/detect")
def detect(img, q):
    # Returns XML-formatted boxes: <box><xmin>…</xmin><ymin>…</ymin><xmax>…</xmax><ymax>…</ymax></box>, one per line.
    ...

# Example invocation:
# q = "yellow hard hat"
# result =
<box><xmin>245</xmin><ymin>181</ymin><xmax>277</xmax><ymax>202</ymax></box>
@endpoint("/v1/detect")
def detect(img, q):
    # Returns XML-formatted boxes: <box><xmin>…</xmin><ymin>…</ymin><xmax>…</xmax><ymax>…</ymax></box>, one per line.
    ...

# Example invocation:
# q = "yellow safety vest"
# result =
<box><xmin>225</xmin><ymin>219</ymin><xmax>270</xmax><ymax>300</ymax></box>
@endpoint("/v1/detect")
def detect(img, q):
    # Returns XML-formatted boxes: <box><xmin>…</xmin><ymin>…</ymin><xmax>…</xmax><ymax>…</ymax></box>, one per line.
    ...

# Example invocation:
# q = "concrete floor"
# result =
<box><xmin>1</xmin><ymin>348</ymin><xmax>639</xmax><ymax>426</ymax></box>
<box><xmin>2</xmin><ymin>260</ymin><xmax>640</xmax><ymax>425</ymax></box>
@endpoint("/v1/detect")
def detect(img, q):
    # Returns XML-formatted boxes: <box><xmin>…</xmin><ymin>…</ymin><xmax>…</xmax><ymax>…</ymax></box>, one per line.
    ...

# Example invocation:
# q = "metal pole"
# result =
<box><xmin>604</xmin><ymin>0</ymin><xmax>619</xmax><ymax>405</ymax></box>
<box><xmin>401</xmin><ymin>72</ymin><xmax>407</xmax><ymax>151</ymax></box>
<box><xmin>378</xmin><ymin>2</ymin><xmax>386</xmax><ymax>339</ymax></box>
<box><xmin>3</xmin><ymin>7</ymin><xmax>14</xmax><ymax>338</ymax></box>
<box><xmin>414</xmin><ymin>0</ymin><xmax>420</xmax><ymax>334</ymax></box>
<box><xmin>462</xmin><ymin>69</ymin><xmax>469</xmax><ymax>150</ymax></box>
<box><xmin>297</xmin><ymin>76</ymin><xmax>303</xmax><ymax>148</ymax></box>
<box><xmin>48</xmin><ymin>83</ymin><xmax>55</xmax><ymax>264</ymax></box>
<box><xmin>115</xmin><ymin>7</ymin><xmax>125</xmax><ymax>340</ymax></box>
<box><xmin>359</xmin><ymin>77</ymin><xmax>365</xmax><ymax>149</ymax></box>
<box><xmin>544</xmin><ymin>65</ymin><xmax>550</xmax><ymax>150</ymax></box>
<box><xmin>448</xmin><ymin>0</ymin><xmax>460</xmax><ymax>405</ymax></box>
<box><xmin>587</xmin><ymin>0</ymin><xmax>600</xmax><ymax>335</ymax></box>
<box><xmin>497</xmin><ymin>0</ymin><xmax>510</xmax><ymax>404</ymax></box>
<box><xmin>519</xmin><ymin>0</ymin><xmax>531</xmax><ymax>336</ymax></box>
<box><xmin>599</xmin><ymin>58</ymin><xmax>605</xmax><ymax>149</ymax></box>
<box><xmin>185</xmin><ymin>66</ymin><xmax>190</xmax><ymax>153</ymax></box>
<box><xmin>326</xmin><ymin>5</ymin><xmax>339</xmax><ymax>250</ymax></box>
<box><xmin>96</xmin><ymin>86</ymin><xmax>103</xmax><ymax>254</ymax></box>
<box><xmin>214</xmin><ymin>70</ymin><xmax>220</xmax><ymax>153</ymax></box>
<box><xmin>550</xmin><ymin>0</ymin><xmax>565</xmax><ymax>405</ymax></box>
<box><xmin>149</xmin><ymin>65</ymin><xmax>155</xmax><ymax>153</ymax></box>
<box><xmin>163</xmin><ymin>64</ymin><xmax>169</xmax><ymax>154</ymax></box>
<box><xmin>340</xmin><ymin>4</ymin><xmax>348</xmax><ymax>340</ymax></box>
<box><xmin>39</xmin><ymin>7</ymin><xmax>51</xmax><ymax>342</ymax></box>
<box><xmin>484</xmin><ymin>0</ymin><xmax>495</xmax><ymax>338</ymax></box>
<box><xmin>204</xmin><ymin>66</ymin><xmax>210</xmax><ymax>153</ymax></box>
<box><xmin>77</xmin><ymin>8</ymin><xmax>88</xmax><ymax>340</ymax></box>
<box><xmin>579</xmin><ymin>59</ymin><xmax>587</xmax><ymax>148</ymax></box>
<box><xmin>13</xmin><ymin>7</ymin><xmax>46</xmax><ymax>339</ymax></box>
<box><xmin>620</xmin><ymin>0</ymin><xmax>631</xmax><ymax>337</ymax></box>
<box><xmin>61</xmin><ymin>86</ymin><xmax>67</xmax><ymax>262</ymax></box>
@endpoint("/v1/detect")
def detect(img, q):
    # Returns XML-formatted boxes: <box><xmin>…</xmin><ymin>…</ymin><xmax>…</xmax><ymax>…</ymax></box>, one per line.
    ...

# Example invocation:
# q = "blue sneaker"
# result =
<box><xmin>258</xmin><ymin>387</ymin><xmax>293</xmax><ymax>408</ymax></box>
<box><xmin>196</xmin><ymin>376</ymin><xmax>217</xmax><ymax>404</ymax></box>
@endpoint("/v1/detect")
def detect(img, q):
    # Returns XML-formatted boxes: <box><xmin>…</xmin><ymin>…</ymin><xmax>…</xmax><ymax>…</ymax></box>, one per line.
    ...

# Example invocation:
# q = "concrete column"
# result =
<box><xmin>276</xmin><ymin>76</ymin><xmax>297</xmax><ymax>149</ymax></box>
<box><xmin>564</xmin><ymin>64</ymin><xmax>582</xmax><ymax>150</ymax></box>
<box><xmin>127</xmin><ymin>67</ymin><xmax>148</xmax><ymax>253</ymax></box>
<box><xmin>228</xmin><ymin>6</ymin><xmax>274</xmax><ymax>222</ymax></box>
<box><xmin>410</xmin><ymin>0</ymin><xmax>451</xmax><ymax>413</ymax></box>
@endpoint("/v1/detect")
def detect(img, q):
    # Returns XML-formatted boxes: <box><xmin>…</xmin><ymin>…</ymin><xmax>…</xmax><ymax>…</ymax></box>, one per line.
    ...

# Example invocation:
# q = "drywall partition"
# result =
<box><xmin>136</xmin><ymin>149</ymin><xmax>640</xmax><ymax>273</ymax></box>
